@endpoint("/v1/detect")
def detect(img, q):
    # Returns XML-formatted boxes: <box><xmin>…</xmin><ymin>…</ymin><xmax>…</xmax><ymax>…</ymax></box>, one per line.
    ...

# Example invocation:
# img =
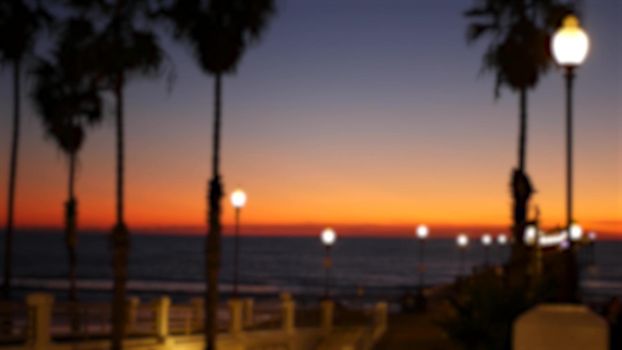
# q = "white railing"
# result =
<box><xmin>0</xmin><ymin>292</ymin><xmax>388</xmax><ymax>350</ymax></box>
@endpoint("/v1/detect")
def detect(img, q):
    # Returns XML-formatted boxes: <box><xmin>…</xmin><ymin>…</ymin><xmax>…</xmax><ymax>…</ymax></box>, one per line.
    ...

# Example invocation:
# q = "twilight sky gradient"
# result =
<box><xmin>1</xmin><ymin>0</ymin><xmax>620</xmax><ymax>237</ymax></box>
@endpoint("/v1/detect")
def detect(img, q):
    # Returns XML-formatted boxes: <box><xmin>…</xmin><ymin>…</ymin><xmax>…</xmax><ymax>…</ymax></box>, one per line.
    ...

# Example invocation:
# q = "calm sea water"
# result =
<box><xmin>2</xmin><ymin>231</ymin><xmax>620</xmax><ymax>302</ymax></box>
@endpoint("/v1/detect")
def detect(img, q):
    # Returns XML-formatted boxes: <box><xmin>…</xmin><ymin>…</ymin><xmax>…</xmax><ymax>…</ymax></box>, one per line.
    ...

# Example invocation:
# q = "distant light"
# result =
<box><xmin>497</xmin><ymin>233</ymin><xmax>508</xmax><ymax>245</ymax></box>
<box><xmin>481</xmin><ymin>234</ymin><xmax>492</xmax><ymax>246</ymax></box>
<box><xmin>321</xmin><ymin>228</ymin><xmax>336</xmax><ymax>246</ymax></box>
<box><xmin>569</xmin><ymin>223</ymin><xmax>583</xmax><ymax>241</ymax></box>
<box><xmin>539</xmin><ymin>230</ymin><xmax>567</xmax><ymax>247</ymax></box>
<box><xmin>588</xmin><ymin>231</ymin><xmax>597</xmax><ymax>241</ymax></box>
<box><xmin>416</xmin><ymin>224</ymin><xmax>429</xmax><ymax>239</ymax></box>
<box><xmin>230</xmin><ymin>189</ymin><xmax>247</xmax><ymax>209</ymax></box>
<box><xmin>457</xmin><ymin>234</ymin><xmax>469</xmax><ymax>248</ymax></box>
<box><xmin>552</xmin><ymin>15</ymin><xmax>589</xmax><ymax>67</ymax></box>
<box><xmin>560</xmin><ymin>239</ymin><xmax>570</xmax><ymax>250</ymax></box>
<box><xmin>524</xmin><ymin>225</ymin><xmax>538</xmax><ymax>246</ymax></box>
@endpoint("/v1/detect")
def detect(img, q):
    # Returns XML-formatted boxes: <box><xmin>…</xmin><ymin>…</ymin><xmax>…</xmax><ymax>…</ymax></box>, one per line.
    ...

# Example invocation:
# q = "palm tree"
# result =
<box><xmin>161</xmin><ymin>1</ymin><xmax>275</xmax><ymax>348</ymax></box>
<box><xmin>464</xmin><ymin>0</ymin><xmax>569</xmax><ymax>260</ymax></box>
<box><xmin>31</xmin><ymin>18</ymin><xmax>103</xmax><ymax>306</ymax></box>
<box><xmin>0</xmin><ymin>0</ymin><xmax>50</xmax><ymax>300</ymax></box>
<box><xmin>63</xmin><ymin>1</ymin><xmax>163</xmax><ymax>347</ymax></box>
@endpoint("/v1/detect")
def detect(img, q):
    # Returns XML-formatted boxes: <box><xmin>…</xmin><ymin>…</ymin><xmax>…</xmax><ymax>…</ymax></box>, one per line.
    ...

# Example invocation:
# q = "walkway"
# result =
<box><xmin>373</xmin><ymin>312</ymin><xmax>459</xmax><ymax>350</ymax></box>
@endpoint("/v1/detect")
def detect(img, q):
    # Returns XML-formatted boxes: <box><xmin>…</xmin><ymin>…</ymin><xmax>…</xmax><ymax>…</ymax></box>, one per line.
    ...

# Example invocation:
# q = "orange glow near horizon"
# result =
<box><xmin>2</xmin><ymin>142</ymin><xmax>620</xmax><ymax>238</ymax></box>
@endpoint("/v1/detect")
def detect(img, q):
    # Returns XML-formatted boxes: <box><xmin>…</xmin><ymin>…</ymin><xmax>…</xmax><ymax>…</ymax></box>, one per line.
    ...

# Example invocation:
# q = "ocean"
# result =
<box><xmin>2</xmin><ymin>231</ymin><xmax>621</xmax><ymax>303</ymax></box>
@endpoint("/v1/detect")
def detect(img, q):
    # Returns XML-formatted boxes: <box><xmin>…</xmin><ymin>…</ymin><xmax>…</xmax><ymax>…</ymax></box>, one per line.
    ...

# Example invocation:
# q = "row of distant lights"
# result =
<box><xmin>523</xmin><ymin>223</ymin><xmax>596</xmax><ymax>249</ymax></box>
<box><xmin>231</xmin><ymin>189</ymin><xmax>596</xmax><ymax>250</ymax></box>
<box><xmin>417</xmin><ymin>224</ymin><xmax>506</xmax><ymax>248</ymax></box>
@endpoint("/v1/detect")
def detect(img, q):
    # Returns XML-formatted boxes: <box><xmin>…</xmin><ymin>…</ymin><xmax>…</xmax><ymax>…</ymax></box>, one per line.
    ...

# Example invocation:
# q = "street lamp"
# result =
<box><xmin>552</xmin><ymin>14</ymin><xmax>589</xmax><ymax>237</ymax></box>
<box><xmin>456</xmin><ymin>234</ymin><xmax>469</xmax><ymax>276</ymax></box>
<box><xmin>415</xmin><ymin>225</ymin><xmax>429</xmax><ymax>308</ymax></box>
<box><xmin>481</xmin><ymin>234</ymin><xmax>492</xmax><ymax>266</ymax></box>
<box><xmin>524</xmin><ymin>224</ymin><xmax>538</xmax><ymax>246</ymax></box>
<box><xmin>230</xmin><ymin>189</ymin><xmax>247</xmax><ymax>296</ymax></box>
<box><xmin>415</xmin><ymin>225</ymin><xmax>428</xmax><ymax>289</ymax></box>
<box><xmin>588</xmin><ymin>231</ymin><xmax>597</xmax><ymax>265</ymax></box>
<box><xmin>496</xmin><ymin>233</ymin><xmax>508</xmax><ymax>265</ymax></box>
<box><xmin>569</xmin><ymin>222</ymin><xmax>583</xmax><ymax>242</ymax></box>
<box><xmin>320</xmin><ymin>228</ymin><xmax>337</xmax><ymax>299</ymax></box>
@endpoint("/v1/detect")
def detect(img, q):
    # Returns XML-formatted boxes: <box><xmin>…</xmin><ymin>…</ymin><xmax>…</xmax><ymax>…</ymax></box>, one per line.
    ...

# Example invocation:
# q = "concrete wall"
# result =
<box><xmin>514</xmin><ymin>303</ymin><xmax>609</xmax><ymax>350</ymax></box>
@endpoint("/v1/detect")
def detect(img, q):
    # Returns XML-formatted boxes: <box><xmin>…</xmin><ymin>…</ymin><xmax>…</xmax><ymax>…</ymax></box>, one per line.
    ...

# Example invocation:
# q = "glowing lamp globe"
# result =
<box><xmin>321</xmin><ymin>228</ymin><xmax>336</xmax><ymax>246</ymax></box>
<box><xmin>481</xmin><ymin>234</ymin><xmax>492</xmax><ymax>246</ymax></box>
<box><xmin>416</xmin><ymin>225</ymin><xmax>429</xmax><ymax>239</ymax></box>
<box><xmin>524</xmin><ymin>225</ymin><xmax>537</xmax><ymax>246</ymax></box>
<box><xmin>230</xmin><ymin>189</ymin><xmax>247</xmax><ymax>209</ymax></box>
<box><xmin>588</xmin><ymin>231</ymin><xmax>597</xmax><ymax>241</ymax></box>
<box><xmin>552</xmin><ymin>15</ymin><xmax>589</xmax><ymax>67</ymax></box>
<box><xmin>569</xmin><ymin>223</ymin><xmax>583</xmax><ymax>241</ymax></box>
<box><xmin>456</xmin><ymin>234</ymin><xmax>469</xmax><ymax>248</ymax></box>
<box><xmin>497</xmin><ymin>233</ymin><xmax>508</xmax><ymax>245</ymax></box>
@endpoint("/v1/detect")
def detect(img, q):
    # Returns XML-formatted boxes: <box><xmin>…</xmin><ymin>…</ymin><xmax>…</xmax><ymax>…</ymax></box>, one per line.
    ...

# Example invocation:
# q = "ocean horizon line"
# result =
<box><xmin>8</xmin><ymin>226</ymin><xmax>622</xmax><ymax>240</ymax></box>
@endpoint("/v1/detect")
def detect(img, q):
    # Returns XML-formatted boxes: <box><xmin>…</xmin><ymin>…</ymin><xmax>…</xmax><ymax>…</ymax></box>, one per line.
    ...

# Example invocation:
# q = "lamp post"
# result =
<box><xmin>456</xmin><ymin>234</ymin><xmax>469</xmax><ymax>277</ymax></box>
<box><xmin>496</xmin><ymin>233</ymin><xmax>508</xmax><ymax>266</ymax></box>
<box><xmin>481</xmin><ymin>234</ymin><xmax>492</xmax><ymax>267</ymax></box>
<box><xmin>552</xmin><ymin>14</ymin><xmax>589</xmax><ymax>239</ymax></box>
<box><xmin>230</xmin><ymin>189</ymin><xmax>247</xmax><ymax>297</ymax></box>
<box><xmin>524</xmin><ymin>224</ymin><xmax>542</xmax><ymax>275</ymax></box>
<box><xmin>415</xmin><ymin>225</ymin><xmax>429</xmax><ymax>291</ymax></box>
<box><xmin>588</xmin><ymin>231</ymin><xmax>597</xmax><ymax>265</ymax></box>
<box><xmin>320</xmin><ymin>228</ymin><xmax>336</xmax><ymax>299</ymax></box>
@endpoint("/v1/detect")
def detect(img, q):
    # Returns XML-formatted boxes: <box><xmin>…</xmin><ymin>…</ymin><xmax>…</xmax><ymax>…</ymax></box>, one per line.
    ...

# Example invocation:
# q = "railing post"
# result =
<box><xmin>26</xmin><ymin>293</ymin><xmax>54</xmax><ymax>350</ymax></box>
<box><xmin>190</xmin><ymin>297</ymin><xmax>204</xmax><ymax>332</ymax></box>
<box><xmin>281</xmin><ymin>297</ymin><xmax>295</xmax><ymax>333</ymax></box>
<box><xmin>228</xmin><ymin>299</ymin><xmax>244</xmax><ymax>335</ymax></box>
<box><xmin>154</xmin><ymin>296</ymin><xmax>170</xmax><ymax>342</ymax></box>
<box><xmin>242</xmin><ymin>298</ymin><xmax>254</xmax><ymax>327</ymax></box>
<box><xmin>126</xmin><ymin>296</ymin><xmax>139</xmax><ymax>334</ymax></box>
<box><xmin>320</xmin><ymin>299</ymin><xmax>334</xmax><ymax>333</ymax></box>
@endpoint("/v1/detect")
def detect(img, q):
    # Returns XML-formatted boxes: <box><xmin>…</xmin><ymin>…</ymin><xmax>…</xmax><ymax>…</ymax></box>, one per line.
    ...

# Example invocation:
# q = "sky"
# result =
<box><xmin>0</xmin><ymin>0</ymin><xmax>620</xmax><ymax>238</ymax></box>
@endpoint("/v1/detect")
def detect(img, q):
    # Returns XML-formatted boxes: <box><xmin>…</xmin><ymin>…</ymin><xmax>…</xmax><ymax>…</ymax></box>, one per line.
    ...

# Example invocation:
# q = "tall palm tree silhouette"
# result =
<box><xmin>464</xmin><ymin>0</ymin><xmax>569</xmax><ymax>259</ymax></box>
<box><xmin>162</xmin><ymin>1</ymin><xmax>275</xmax><ymax>348</ymax></box>
<box><xmin>67</xmin><ymin>1</ymin><xmax>164</xmax><ymax>348</ymax></box>
<box><xmin>0</xmin><ymin>0</ymin><xmax>50</xmax><ymax>300</ymax></box>
<box><xmin>31</xmin><ymin>18</ymin><xmax>103</xmax><ymax>306</ymax></box>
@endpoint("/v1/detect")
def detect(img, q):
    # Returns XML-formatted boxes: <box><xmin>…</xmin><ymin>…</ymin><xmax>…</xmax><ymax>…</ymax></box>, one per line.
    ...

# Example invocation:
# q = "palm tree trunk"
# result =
<box><xmin>111</xmin><ymin>76</ymin><xmax>129</xmax><ymax>350</ymax></box>
<box><xmin>66</xmin><ymin>152</ymin><xmax>78</xmax><ymax>332</ymax></box>
<box><xmin>2</xmin><ymin>59</ymin><xmax>21</xmax><ymax>300</ymax></box>
<box><xmin>518</xmin><ymin>88</ymin><xmax>527</xmax><ymax>173</ymax></box>
<box><xmin>205</xmin><ymin>73</ymin><xmax>223</xmax><ymax>350</ymax></box>
<box><xmin>511</xmin><ymin>88</ymin><xmax>532</xmax><ymax>260</ymax></box>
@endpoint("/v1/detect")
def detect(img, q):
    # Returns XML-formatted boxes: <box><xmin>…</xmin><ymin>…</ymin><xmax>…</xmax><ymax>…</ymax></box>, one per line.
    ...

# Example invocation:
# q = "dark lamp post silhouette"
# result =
<box><xmin>230</xmin><ymin>189</ymin><xmax>246</xmax><ymax>297</ymax></box>
<box><xmin>481</xmin><ymin>234</ymin><xmax>492</xmax><ymax>266</ymax></box>
<box><xmin>456</xmin><ymin>234</ymin><xmax>469</xmax><ymax>277</ymax></box>
<box><xmin>320</xmin><ymin>228</ymin><xmax>336</xmax><ymax>299</ymax></box>
<box><xmin>415</xmin><ymin>224</ymin><xmax>428</xmax><ymax>291</ymax></box>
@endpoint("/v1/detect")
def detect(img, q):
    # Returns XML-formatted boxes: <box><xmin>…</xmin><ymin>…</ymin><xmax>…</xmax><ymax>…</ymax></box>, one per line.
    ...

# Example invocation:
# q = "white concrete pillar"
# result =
<box><xmin>281</xmin><ymin>298</ymin><xmax>296</xmax><ymax>333</ymax></box>
<box><xmin>26</xmin><ymin>293</ymin><xmax>54</xmax><ymax>350</ymax></box>
<box><xmin>321</xmin><ymin>299</ymin><xmax>334</xmax><ymax>332</ymax></box>
<box><xmin>514</xmin><ymin>303</ymin><xmax>608</xmax><ymax>350</ymax></box>
<box><xmin>190</xmin><ymin>297</ymin><xmax>204</xmax><ymax>332</ymax></box>
<box><xmin>229</xmin><ymin>298</ymin><xmax>244</xmax><ymax>335</ymax></box>
<box><xmin>125</xmin><ymin>296</ymin><xmax>140</xmax><ymax>334</ymax></box>
<box><xmin>373</xmin><ymin>302</ymin><xmax>388</xmax><ymax>341</ymax></box>
<box><xmin>154</xmin><ymin>296</ymin><xmax>171</xmax><ymax>341</ymax></box>
<box><xmin>242</xmin><ymin>298</ymin><xmax>254</xmax><ymax>327</ymax></box>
